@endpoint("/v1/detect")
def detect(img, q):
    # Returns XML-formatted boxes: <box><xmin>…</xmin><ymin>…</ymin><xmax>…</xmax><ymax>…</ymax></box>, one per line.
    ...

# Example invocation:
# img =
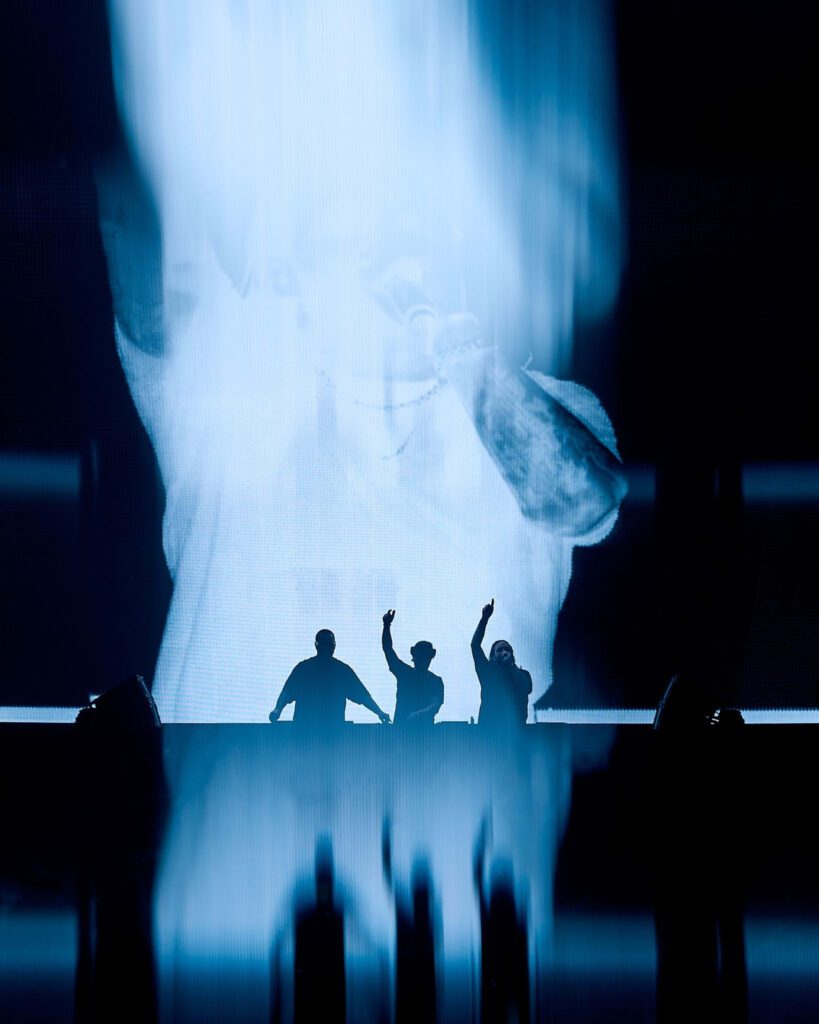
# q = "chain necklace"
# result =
<box><xmin>314</xmin><ymin>367</ymin><xmax>448</xmax><ymax>411</ymax></box>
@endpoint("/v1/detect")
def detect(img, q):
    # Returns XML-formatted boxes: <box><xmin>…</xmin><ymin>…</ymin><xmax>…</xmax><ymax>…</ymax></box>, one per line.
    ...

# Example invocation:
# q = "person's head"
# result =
<box><xmin>315</xmin><ymin>629</ymin><xmax>336</xmax><ymax>657</ymax></box>
<box><xmin>410</xmin><ymin>640</ymin><xmax>436</xmax><ymax>670</ymax></box>
<box><xmin>489</xmin><ymin>640</ymin><xmax>515</xmax><ymax>666</ymax></box>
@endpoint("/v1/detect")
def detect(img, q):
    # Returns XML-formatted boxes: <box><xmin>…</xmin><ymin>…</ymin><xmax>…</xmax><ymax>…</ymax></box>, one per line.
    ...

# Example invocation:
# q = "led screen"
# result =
<box><xmin>98</xmin><ymin>0</ymin><xmax>624</xmax><ymax>723</ymax></box>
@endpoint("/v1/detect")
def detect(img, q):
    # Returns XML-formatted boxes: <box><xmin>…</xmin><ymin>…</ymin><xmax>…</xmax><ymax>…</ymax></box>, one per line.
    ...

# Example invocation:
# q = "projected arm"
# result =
<box><xmin>381</xmin><ymin>610</ymin><xmax>409</xmax><ymax>676</ymax></box>
<box><xmin>471</xmin><ymin>600</ymin><xmax>494</xmax><ymax>669</ymax></box>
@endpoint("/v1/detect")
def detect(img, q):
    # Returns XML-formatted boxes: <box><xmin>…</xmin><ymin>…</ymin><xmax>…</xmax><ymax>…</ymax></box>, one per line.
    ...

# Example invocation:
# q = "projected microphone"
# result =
<box><xmin>436</xmin><ymin>315</ymin><xmax>627</xmax><ymax>543</ymax></box>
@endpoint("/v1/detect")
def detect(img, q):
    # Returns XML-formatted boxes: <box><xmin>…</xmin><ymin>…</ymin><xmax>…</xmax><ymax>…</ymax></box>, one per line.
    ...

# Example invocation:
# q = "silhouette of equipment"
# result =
<box><xmin>74</xmin><ymin>675</ymin><xmax>167</xmax><ymax>1024</ymax></box>
<box><xmin>76</xmin><ymin>673</ymin><xmax>161</xmax><ymax>730</ymax></box>
<box><xmin>652</xmin><ymin>674</ymin><xmax>749</xmax><ymax>1024</ymax></box>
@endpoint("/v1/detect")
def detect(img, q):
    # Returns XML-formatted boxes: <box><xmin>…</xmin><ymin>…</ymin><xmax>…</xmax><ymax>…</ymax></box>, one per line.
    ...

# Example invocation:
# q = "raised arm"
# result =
<box><xmin>381</xmin><ymin>609</ymin><xmax>408</xmax><ymax>675</ymax></box>
<box><xmin>471</xmin><ymin>599</ymin><xmax>494</xmax><ymax>669</ymax></box>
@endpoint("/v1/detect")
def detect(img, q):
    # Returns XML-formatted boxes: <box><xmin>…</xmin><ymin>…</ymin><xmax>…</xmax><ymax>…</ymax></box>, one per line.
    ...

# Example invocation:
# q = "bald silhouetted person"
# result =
<box><xmin>381</xmin><ymin>611</ymin><xmax>444</xmax><ymax>725</ymax></box>
<box><xmin>269</xmin><ymin>630</ymin><xmax>390</xmax><ymax>725</ymax></box>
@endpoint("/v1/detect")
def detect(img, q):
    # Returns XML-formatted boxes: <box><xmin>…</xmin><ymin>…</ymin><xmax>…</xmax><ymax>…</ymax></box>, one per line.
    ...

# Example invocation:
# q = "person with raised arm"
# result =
<box><xmin>381</xmin><ymin>610</ymin><xmax>444</xmax><ymax>725</ymax></box>
<box><xmin>471</xmin><ymin>600</ymin><xmax>532</xmax><ymax>729</ymax></box>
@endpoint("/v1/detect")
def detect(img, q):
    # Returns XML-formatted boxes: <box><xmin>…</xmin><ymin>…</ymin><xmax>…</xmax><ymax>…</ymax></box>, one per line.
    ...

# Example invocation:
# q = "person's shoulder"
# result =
<box><xmin>333</xmin><ymin>657</ymin><xmax>358</xmax><ymax>675</ymax></box>
<box><xmin>335</xmin><ymin>658</ymin><xmax>367</xmax><ymax>690</ymax></box>
<box><xmin>290</xmin><ymin>657</ymin><xmax>317</xmax><ymax>674</ymax></box>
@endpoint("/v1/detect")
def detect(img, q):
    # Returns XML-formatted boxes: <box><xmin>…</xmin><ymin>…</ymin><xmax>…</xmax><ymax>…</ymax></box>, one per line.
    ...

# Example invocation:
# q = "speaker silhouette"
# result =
<box><xmin>75</xmin><ymin>674</ymin><xmax>161</xmax><ymax>730</ymax></box>
<box><xmin>73</xmin><ymin>674</ymin><xmax>166</xmax><ymax>1024</ymax></box>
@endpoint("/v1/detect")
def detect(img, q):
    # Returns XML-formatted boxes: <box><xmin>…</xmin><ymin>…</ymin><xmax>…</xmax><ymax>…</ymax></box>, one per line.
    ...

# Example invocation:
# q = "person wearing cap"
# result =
<box><xmin>381</xmin><ymin>610</ymin><xmax>444</xmax><ymax>725</ymax></box>
<box><xmin>269</xmin><ymin>630</ymin><xmax>390</xmax><ymax>725</ymax></box>
<box><xmin>471</xmin><ymin>600</ymin><xmax>532</xmax><ymax>729</ymax></box>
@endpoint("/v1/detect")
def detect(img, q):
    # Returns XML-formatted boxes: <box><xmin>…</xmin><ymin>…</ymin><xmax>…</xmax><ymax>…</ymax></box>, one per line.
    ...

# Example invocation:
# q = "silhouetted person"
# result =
<box><xmin>471</xmin><ymin>600</ymin><xmax>532</xmax><ymax>728</ymax></box>
<box><xmin>382</xmin><ymin>821</ymin><xmax>438</xmax><ymax>1023</ymax></box>
<box><xmin>652</xmin><ymin>673</ymin><xmax>748</xmax><ymax>1024</ymax></box>
<box><xmin>74</xmin><ymin>675</ymin><xmax>168</xmax><ymax>1024</ymax></box>
<box><xmin>381</xmin><ymin>610</ymin><xmax>444</xmax><ymax>725</ymax></box>
<box><xmin>294</xmin><ymin>838</ymin><xmax>346</xmax><ymax>1024</ymax></box>
<box><xmin>473</xmin><ymin>824</ymin><xmax>529</xmax><ymax>1024</ymax></box>
<box><xmin>269</xmin><ymin>630</ymin><xmax>390</xmax><ymax>725</ymax></box>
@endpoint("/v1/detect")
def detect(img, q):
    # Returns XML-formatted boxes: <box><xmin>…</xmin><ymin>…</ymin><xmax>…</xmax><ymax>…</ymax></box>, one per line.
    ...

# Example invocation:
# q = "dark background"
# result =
<box><xmin>1</xmin><ymin>1</ymin><xmax>817</xmax><ymax>710</ymax></box>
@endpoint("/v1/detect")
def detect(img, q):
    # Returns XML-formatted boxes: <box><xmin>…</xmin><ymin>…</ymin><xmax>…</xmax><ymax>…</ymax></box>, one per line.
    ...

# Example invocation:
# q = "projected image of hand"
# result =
<box><xmin>438</xmin><ymin>324</ymin><xmax>627</xmax><ymax>544</ymax></box>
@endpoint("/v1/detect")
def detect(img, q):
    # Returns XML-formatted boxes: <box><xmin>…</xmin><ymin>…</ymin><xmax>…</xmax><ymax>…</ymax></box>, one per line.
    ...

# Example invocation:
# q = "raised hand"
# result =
<box><xmin>481</xmin><ymin>598</ymin><xmax>495</xmax><ymax>621</ymax></box>
<box><xmin>383</xmin><ymin>609</ymin><xmax>396</xmax><ymax>626</ymax></box>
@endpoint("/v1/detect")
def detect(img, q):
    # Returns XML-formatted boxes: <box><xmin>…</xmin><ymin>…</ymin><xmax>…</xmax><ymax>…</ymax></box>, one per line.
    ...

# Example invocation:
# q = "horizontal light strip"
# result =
<box><xmin>3</xmin><ymin>706</ymin><xmax>819</xmax><ymax>725</ymax></box>
<box><xmin>2</xmin><ymin>460</ymin><xmax>817</xmax><ymax>505</ymax></box>
<box><xmin>623</xmin><ymin>463</ymin><xmax>819</xmax><ymax>505</ymax></box>
<box><xmin>0</xmin><ymin>452</ymin><xmax>82</xmax><ymax>499</ymax></box>
<box><xmin>1</xmin><ymin>909</ymin><xmax>816</xmax><ymax>980</ymax></box>
<box><xmin>554</xmin><ymin>912</ymin><xmax>819</xmax><ymax>977</ymax></box>
<box><xmin>743</xmin><ymin>462</ymin><xmax>819</xmax><ymax>503</ymax></box>
<box><xmin>0</xmin><ymin>706</ymin><xmax>81</xmax><ymax>723</ymax></box>
<box><xmin>1</xmin><ymin>460</ymin><xmax>810</xmax><ymax>503</ymax></box>
<box><xmin>536</xmin><ymin>707</ymin><xmax>819</xmax><ymax>725</ymax></box>
<box><xmin>534</xmin><ymin>707</ymin><xmax>655</xmax><ymax>724</ymax></box>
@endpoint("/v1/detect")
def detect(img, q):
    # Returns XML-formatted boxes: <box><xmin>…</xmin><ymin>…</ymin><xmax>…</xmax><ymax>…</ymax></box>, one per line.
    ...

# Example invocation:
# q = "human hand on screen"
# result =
<box><xmin>268</xmin><ymin>709</ymin><xmax>281</xmax><ymax>723</ymax></box>
<box><xmin>378</xmin><ymin>710</ymin><xmax>391</xmax><ymax>725</ymax></box>
<box><xmin>481</xmin><ymin>599</ymin><xmax>495</xmax><ymax>621</ymax></box>
<box><xmin>383</xmin><ymin>609</ymin><xmax>396</xmax><ymax>626</ymax></box>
